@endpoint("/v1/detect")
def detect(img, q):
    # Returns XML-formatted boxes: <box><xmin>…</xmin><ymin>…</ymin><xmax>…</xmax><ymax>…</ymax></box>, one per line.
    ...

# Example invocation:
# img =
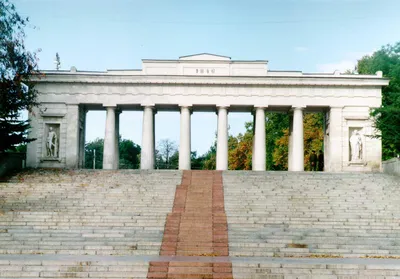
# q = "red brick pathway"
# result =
<box><xmin>147</xmin><ymin>170</ymin><xmax>233</xmax><ymax>279</ymax></box>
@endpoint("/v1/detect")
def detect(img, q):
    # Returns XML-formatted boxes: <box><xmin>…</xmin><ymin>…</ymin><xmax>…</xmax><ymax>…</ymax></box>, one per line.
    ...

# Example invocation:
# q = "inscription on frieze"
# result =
<box><xmin>196</xmin><ymin>68</ymin><xmax>215</xmax><ymax>74</ymax></box>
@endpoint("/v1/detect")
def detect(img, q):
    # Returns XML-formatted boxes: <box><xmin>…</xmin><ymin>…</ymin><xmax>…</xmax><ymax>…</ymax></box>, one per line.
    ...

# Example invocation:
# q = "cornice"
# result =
<box><xmin>35</xmin><ymin>74</ymin><xmax>389</xmax><ymax>87</ymax></box>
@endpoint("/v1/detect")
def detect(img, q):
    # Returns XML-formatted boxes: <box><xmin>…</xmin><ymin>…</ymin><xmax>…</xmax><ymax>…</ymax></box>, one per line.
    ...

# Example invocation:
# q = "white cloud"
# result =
<box><xmin>316</xmin><ymin>49</ymin><xmax>376</xmax><ymax>73</ymax></box>
<box><xmin>316</xmin><ymin>60</ymin><xmax>356</xmax><ymax>73</ymax></box>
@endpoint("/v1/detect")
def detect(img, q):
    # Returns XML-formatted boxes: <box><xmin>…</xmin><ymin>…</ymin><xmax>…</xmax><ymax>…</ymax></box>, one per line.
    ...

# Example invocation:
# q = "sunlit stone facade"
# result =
<box><xmin>27</xmin><ymin>53</ymin><xmax>388</xmax><ymax>172</ymax></box>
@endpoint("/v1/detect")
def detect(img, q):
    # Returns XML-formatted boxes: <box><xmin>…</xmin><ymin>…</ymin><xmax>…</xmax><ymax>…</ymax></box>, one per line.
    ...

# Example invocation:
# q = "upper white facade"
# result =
<box><xmin>38</xmin><ymin>53</ymin><xmax>387</xmax><ymax>110</ymax></box>
<box><xmin>28</xmin><ymin>54</ymin><xmax>389</xmax><ymax>172</ymax></box>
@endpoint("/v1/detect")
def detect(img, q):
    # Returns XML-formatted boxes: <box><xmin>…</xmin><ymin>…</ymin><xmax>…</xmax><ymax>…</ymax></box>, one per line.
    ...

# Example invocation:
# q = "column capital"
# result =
<box><xmin>179</xmin><ymin>105</ymin><xmax>193</xmax><ymax>115</ymax></box>
<box><xmin>254</xmin><ymin>105</ymin><xmax>268</xmax><ymax>109</ymax></box>
<box><xmin>252</xmin><ymin>105</ymin><xmax>268</xmax><ymax>114</ymax></box>
<box><xmin>179</xmin><ymin>104</ymin><xmax>193</xmax><ymax>108</ymax></box>
<box><xmin>216</xmin><ymin>105</ymin><xmax>230</xmax><ymax>109</ymax></box>
<box><xmin>141</xmin><ymin>104</ymin><xmax>155</xmax><ymax>108</ymax></box>
<box><xmin>141</xmin><ymin>105</ymin><xmax>157</xmax><ymax>115</ymax></box>
<box><xmin>291</xmin><ymin>105</ymin><xmax>306</xmax><ymax>110</ymax></box>
<box><xmin>103</xmin><ymin>105</ymin><xmax>117</xmax><ymax>109</ymax></box>
<box><xmin>216</xmin><ymin>105</ymin><xmax>229</xmax><ymax>115</ymax></box>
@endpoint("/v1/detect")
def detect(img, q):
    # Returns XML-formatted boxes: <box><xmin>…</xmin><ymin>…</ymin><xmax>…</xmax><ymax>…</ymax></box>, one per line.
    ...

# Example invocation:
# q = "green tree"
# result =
<box><xmin>191</xmin><ymin>151</ymin><xmax>205</xmax><ymax>170</ymax></box>
<box><xmin>84</xmin><ymin>138</ymin><xmax>103</xmax><ymax>169</ymax></box>
<box><xmin>265</xmin><ymin>113</ymin><xmax>289</xmax><ymax>170</ymax></box>
<box><xmin>84</xmin><ymin>137</ymin><xmax>141</xmax><ymax>169</ymax></box>
<box><xmin>169</xmin><ymin>151</ymin><xmax>179</xmax><ymax>169</ymax></box>
<box><xmin>0</xmin><ymin>0</ymin><xmax>40</xmax><ymax>152</ymax></box>
<box><xmin>202</xmin><ymin>142</ymin><xmax>217</xmax><ymax>170</ymax></box>
<box><xmin>119</xmin><ymin>139</ymin><xmax>141</xmax><ymax>169</ymax></box>
<box><xmin>15</xmin><ymin>143</ymin><xmax>26</xmax><ymax>153</ymax></box>
<box><xmin>357</xmin><ymin>42</ymin><xmax>400</xmax><ymax>158</ymax></box>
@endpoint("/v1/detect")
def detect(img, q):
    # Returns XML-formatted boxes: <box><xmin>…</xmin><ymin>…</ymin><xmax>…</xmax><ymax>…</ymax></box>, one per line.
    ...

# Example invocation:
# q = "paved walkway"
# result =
<box><xmin>147</xmin><ymin>170</ymin><xmax>233</xmax><ymax>279</ymax></box>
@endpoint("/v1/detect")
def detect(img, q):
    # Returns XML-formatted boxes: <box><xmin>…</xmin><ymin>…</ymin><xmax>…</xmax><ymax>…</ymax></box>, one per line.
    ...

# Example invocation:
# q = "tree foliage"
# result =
<box><xmin>84</xmin><ymin>138</ymin><xmax>104</xmax><ymax>169</ymax></box>
<box><xmin>156</xmin><ymin>139</ymin><xmax>178</xmax><ymax>169</ymax></box>
<box><xmin>272</xmin><ymin>113</ymin><xmax>324</xmax><ymax>170</ymax></box>
<box><xmin>202</xmin><ymin>141</ymin><xmax>217</xmax><ymax>170</ymax></box>
<box><xmin>357</xmin><ymin>42</ymin><xmax>400</xmax><ymax>158</ymax></box>
<box><xmin>84</xmin><ymin>137</ymin><xmax>141</xmax><ymax>169</ymax></box>
<box><xmin>265</xmin><ymin>113</ymin><xmax>289</xmax><ymax>170</ymax></box>
<box><xmin>119</xmin><ymin>138</ymin><xmax>141</xmax><ymax>169</ymax></box>
<box><xmin>0</xmin><ymin>0</ymin><xmax>40</xmax><ymax>152</ymax></box>
<box><xmin>228</xmin><ymin>122</ymin><xmax>253</xmax><ymax>170</ymax></box>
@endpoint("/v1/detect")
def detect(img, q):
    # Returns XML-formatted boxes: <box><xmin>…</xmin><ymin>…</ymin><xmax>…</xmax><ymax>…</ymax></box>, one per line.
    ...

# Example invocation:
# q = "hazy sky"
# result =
<box><xmin>16</xmin><ymin>0</ymin><xmax>400</xmax><ymax>155</ymax></box>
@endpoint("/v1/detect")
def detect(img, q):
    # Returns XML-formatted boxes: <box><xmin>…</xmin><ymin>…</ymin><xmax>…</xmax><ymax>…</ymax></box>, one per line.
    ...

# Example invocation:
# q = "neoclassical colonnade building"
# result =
<box><xmin>27</xmin><ymin>53</ymin><xmax>388</xmax><ymax>172</ymax></box>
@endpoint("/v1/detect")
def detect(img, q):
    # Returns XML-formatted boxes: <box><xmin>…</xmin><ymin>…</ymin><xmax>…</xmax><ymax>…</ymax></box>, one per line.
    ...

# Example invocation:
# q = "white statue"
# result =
<box><xmin>349</xmin><ymin>130</ymin><xmax>362</xmax><ymax>161</ymax></box>
<box><xmin>46</xmin><ymin>127</ymin><xmax>58</xmax><ymax>157</ymax></box>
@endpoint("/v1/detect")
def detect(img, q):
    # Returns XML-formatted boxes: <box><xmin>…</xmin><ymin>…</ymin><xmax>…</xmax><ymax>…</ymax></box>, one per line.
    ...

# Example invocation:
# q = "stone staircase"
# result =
<box><xmin>0</xmin><ymin>169</ymin><xmax>181</xmax><ymax>278</ymax></box>
<box><xmin>1</xmin><ymin>169</ymin><xmax>400</xmax><ymax>278</ymax></box>
<box><xmin>223</xmin><ymin>171</ymin><xmax>400</xmax><ymax>278</ymax></box>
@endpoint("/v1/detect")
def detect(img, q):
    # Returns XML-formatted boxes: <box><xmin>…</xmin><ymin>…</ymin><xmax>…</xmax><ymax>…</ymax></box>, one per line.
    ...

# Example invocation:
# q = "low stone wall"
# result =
<box><xmin>0</xmin><ymin>153</ymin><xmax>26</xmax><ymax>178</ymax></box>
<box><xmin>383</xmin><ymin>157</ymin><xmax>400</xmax><ymax>176</ymax></box>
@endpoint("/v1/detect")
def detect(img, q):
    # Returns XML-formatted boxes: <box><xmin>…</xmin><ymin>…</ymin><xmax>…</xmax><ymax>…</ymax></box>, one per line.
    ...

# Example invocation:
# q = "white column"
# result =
<box><xmin>153</xmin><ymin>110</ymin><xmax>156</xmax><ymax>168</ymax></box>
<box><xmin>291</xmin><ymin>106</ymin><xmax>304</xmax><ymax>171</ymax></box>
<box><xmin>103</xmin><ymin>106</ymin><xmax>116</xmax><ymax>169</ymax></box>
<box><xmin>288</xmin><ymin>113</ymin><xmax>294</xmax><ymax>171</ymax></box>
<box><xmin>179</xmin><ymin>106</ymin><xmax>191</xmax><ymax>170</ymax></box>
<box><xmin>327</xmin><ymin>107</ymin><xmax>343</xmax><ymax>172</ymax></box>
<box><xmin>253</xmin><ymin>107</ymin><xmax>266</xmax><ymax>171</ymax></box>
<box><xmin>141</xmin><ymin>106</ymin><xmax>155</xmax><ymax>170</ymax></box>
<box><xmin>113</xmin><ymin>110</ymin><xmax>120</xmax><ymax>169</ymax></box>
<box><xmin>251</xmin><ymin>112</ymin><xmax>256</xmax><ymax>168</ymax></box>
<box><xmin>216</xmin><ymin>106</ymin><xmax>229</xmax><ymax>170</ymax></box>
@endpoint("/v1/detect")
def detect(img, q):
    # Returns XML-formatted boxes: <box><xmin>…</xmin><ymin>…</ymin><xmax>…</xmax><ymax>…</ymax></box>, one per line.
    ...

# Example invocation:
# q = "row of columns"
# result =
<box><xmin>102</xmin><ymin>105</ymin><xmax>306</xmax><ymax>171</ymax></box>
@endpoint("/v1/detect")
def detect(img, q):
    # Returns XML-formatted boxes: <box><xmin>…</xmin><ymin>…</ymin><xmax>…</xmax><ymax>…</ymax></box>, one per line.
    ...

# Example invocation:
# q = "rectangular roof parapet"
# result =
<box><xmin>42</xmin><ymin>70</ymin><xmax>107</xmax><ymax>74</ymax></box>
<box><xmin>107</xmin><ymin>69</ymin><xmax>141</xmax><ymax>71</ymax></box>
<box><xmin>106</xmin><ymin>69</ymin><xmax>142</xmax><ymax>75</ymax></box>
<box><xmin>302</xmin><ymin>72</ymin><xmax>387</xmax><ymax>79</ymax></box>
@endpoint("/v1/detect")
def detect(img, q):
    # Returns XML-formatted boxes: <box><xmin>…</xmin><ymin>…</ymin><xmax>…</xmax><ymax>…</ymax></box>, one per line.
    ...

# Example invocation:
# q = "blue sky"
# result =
<box><xmin>16</xmin><ymin>0</ymin><xmax>400</xmax><ymax>155</ymax></box>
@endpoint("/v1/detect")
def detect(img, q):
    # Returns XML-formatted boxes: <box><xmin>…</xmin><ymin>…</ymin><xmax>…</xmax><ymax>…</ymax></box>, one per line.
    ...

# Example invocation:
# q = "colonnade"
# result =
<box><xmin>101</xmin><ymin>105</ymin><xmax>307</xmax><ymax>171</ymax></box>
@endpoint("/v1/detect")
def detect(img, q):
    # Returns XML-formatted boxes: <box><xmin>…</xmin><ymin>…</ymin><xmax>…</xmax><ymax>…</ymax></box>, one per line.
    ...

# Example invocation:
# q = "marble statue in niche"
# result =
<box><xmin>46</xmin><ymin>125</ymin><xmax>59</xmax><ymax>158</ymax></box>
<box><xmin>349</xmin><ymin>129</ymin><xmax>363</xmax><ymax>161</ymax></box>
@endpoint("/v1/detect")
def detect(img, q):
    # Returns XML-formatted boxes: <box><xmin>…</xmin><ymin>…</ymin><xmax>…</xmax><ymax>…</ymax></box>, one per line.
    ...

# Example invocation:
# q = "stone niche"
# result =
<box><xmin>348</xmin><ymin>127</ymin><xmax>365</xmax><ymax>164</ymax></box>
<box><xmin>42</xmin><ymin>123</ymin><xmax>60</xmax><ymax>160</ymax></box>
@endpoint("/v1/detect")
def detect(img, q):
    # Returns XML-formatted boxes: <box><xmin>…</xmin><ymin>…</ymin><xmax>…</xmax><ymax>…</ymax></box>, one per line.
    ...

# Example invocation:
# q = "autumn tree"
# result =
<box><xmin>228</xmin><ymin>122</ymin><xmax>253</xmax><ymax>170</ymax></box>
<box><xmin>0</xmin><ymin>0</ymin><xmax>40</xmax><ymax>152</ymax></box>
<box><xmin>265</xmin><ymin>113</ymin><xmax>289</xmax><ymax>170</ymax></box>
<box><xmin>273</xmin><ymin>113</ymin><xmax>324</xmax><ymax>170</ymax></box>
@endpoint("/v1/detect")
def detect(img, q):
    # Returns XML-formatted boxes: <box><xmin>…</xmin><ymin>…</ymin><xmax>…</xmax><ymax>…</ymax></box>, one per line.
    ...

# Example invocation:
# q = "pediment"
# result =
<box><xmin>179</xmin><ymin>53</ymin><xmax>231</xmax><ymax>61</ymax></box>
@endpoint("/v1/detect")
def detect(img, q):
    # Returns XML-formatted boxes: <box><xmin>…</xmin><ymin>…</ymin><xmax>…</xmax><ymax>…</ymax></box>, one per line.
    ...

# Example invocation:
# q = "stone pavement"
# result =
<box><xmin>1</xmin><ymin>169</ymin><xmax>400</xmax><ymax>278</ymax></box>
